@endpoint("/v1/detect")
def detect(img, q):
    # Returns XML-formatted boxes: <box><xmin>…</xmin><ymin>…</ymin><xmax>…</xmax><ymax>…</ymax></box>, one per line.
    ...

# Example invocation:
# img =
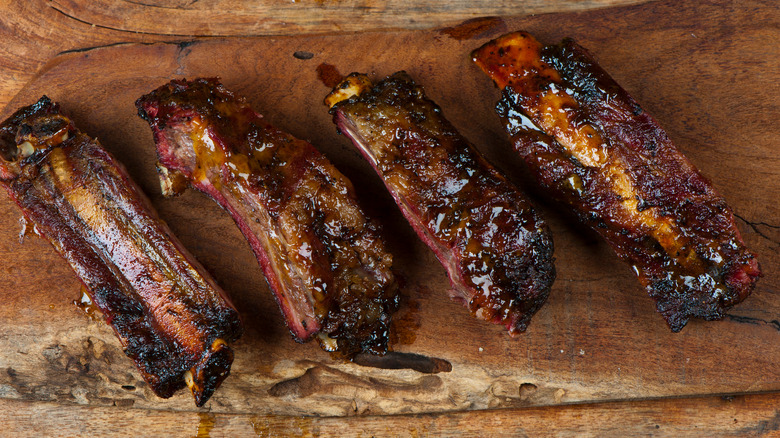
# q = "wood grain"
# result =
<box><xmin>0</xmin><ymin>0</ymin><xmax>650</xmax><ymax>116</ymax></box>
<box><xmin>5</xmin><ymin>392</ymin><xmax>780</xmax><ymax>437</ymax></box>
<box><xmin>49</xmin><ymin>0</ymin><xmax>648</xmax><ymax>36</ymax></box>
<box><xmin>0</xmin><ymin>0</ymin><xmax>778</xmax><ymax>428</ymax></box>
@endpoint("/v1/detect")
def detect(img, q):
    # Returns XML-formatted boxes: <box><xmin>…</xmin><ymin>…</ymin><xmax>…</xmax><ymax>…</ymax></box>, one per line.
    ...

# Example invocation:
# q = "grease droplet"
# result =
<box><xmin>73</xmin><ymin>286</ymin><xmax>101</xmax><ymax>321</ymax></box>
<box><xmin>389</xmin><ymin>286</ymin><xmax>423</xmax><ymax>345</ymax></box>
<box><xmin>18</xmin><ymin>216</ymin><xmax>38</xmax><ymax>244</ymax></box>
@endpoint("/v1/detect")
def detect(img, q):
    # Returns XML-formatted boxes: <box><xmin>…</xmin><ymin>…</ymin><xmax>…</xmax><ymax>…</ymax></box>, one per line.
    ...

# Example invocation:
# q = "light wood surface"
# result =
<box><xmin>5</xmin><ymin>392</ymin><xmax>780</xmax><ymax>437</ymax></box>
<box><xmin>1</xmin><ymin>0</ymin><xmax>778</xmax><ymax>435</ymax></box>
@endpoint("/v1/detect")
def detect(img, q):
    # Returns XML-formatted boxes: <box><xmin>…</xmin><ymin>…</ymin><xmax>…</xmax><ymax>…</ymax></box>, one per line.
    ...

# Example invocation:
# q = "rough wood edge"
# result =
<box><xmin>5</xmin><ymin>391</ymin><xmax>780</xmax><ymax>437</ymax></box>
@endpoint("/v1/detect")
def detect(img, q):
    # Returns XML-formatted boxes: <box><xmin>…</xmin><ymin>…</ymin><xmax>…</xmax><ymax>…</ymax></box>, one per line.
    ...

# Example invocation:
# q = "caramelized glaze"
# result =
<box><xmin>327</xmin><ymin>72</ymin><xmax>555</xmax><ymax>334</ymax></box>
<box><xmin>0</xmin><ymin>97</ymin><xmax>242</xmax><ymax>405</ymax></box>
<box><xmin>473</xmin><ymin>32</ymin><xmax>760</xmax><ymax>330</ymax></box>
<box><xmin>137</xmin><ymin>79</ymin><xmax>399</xmax><ymax>356</ymax></box>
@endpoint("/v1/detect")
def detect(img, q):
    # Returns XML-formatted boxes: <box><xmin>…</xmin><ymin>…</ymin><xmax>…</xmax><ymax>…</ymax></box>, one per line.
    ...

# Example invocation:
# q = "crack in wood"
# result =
<box><xmin>57</xmin><ymin>40</ymin><xmax>201</xmax><ymax>58</ymax></box>
<box><xmin>120</xmin><ymin>0</ymin><xmax>168</xmax><ymax>8</ymax></box>
<box><xmin>58</xmin><ymin>42</ymin><xmax>146</xmax><ymax>56</ymax></box>
<box><xmin>726</xmin><ymin>314</ymin><xmax>780</xmax><ymax>333</ymax></box>
<box><xmin>174</xmin><ymin>40</ymin><xmax>197</xmax><ymax>75</ymax></box>
<box><xmin>734</xmin><ymin>213</ymin><xmax>780</xmax><ymax>246</ymax></box>
<box><xmin>49</xmin><ymin>5</ymin><xmax>209</xmax><ymax>37</ymax></box>
<box><xmin>119</xmin><ymin>0</ymin><xmax>202</xmax><ymax>9</ymax></box>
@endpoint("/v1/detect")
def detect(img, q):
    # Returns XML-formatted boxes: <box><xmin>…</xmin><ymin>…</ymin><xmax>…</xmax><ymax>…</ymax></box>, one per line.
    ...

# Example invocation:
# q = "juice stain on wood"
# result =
<box><xmin>17</xmin><ymin>216</ymin><xmax>38</xmax><ymax>244</ymax></box>
<box><xmin>252</xmin><ymin>415</ymin><xmax>315</xmax><ymax>437</ymax></box>
<box><xmin>194</xmin><ymin>411</ymin><xmax>215</xmax><ymax>438</ymax></box>
<box><xmin>389</xmin><ymin>286</ymin><xmax>424</xmax><ymax>345</ymax></box>
<box><xmin>316</xmin><ymin>63</ymin><xmax>344</xmax><ymax>88</ymax></box>
<box><xmin>439</xmin><ymin>17</ymin><xmax>506</xmax><ymax>40</ymax></box>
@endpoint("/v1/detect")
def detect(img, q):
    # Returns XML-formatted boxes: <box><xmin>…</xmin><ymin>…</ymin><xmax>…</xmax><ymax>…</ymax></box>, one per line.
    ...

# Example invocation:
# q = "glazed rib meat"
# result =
<box><xmin>0</xmin><ymin>97</ymin><xmax>242</xmax><ymax>406</ymax></box>
<box><xmin>136</xmin><ymin>78</ymin><xmax>399</xmax><ymax>355</ymax></box>
<box><xmin>326</xmin><ymin>72</ymin><xmax>555</xmax><ymax>334</ymax></box>
<box><xmin>472</xmin><ymin>32</ymin><xmax>761</xmax><ymax>331</ymax></box>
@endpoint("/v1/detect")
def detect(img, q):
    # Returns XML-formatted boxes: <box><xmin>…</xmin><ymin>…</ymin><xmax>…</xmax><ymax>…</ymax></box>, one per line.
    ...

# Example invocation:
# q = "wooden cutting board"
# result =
<box><xmin>0</xmin><ymin>0</ymin><xmax>777</xmax><ymax>417</ymax></box>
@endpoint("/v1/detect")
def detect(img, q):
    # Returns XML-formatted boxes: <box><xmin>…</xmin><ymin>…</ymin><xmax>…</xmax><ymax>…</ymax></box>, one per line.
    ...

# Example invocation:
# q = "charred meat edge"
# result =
<box><xmin>0</xmin><ymin>96</ymin><xmax>242</xmax><ymax>406</ymax></box>
<box><xmin>326</xmin><ymin>72</ymin><xmax>555</xmax><ymax>334</ymax></box>
<box><xmin>136</xmin><ymin>78</ymin><xmax>399</xmax><ymax>356</ymax></box>
<box><xmin>472</xmin><ymin>31</ymin><xmax>760</xmax><ymax>331</ymax></box>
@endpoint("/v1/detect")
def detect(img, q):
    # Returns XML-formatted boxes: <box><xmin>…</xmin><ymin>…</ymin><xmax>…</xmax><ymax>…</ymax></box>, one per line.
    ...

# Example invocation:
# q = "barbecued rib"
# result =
<box><xmin>0</xmin><ymin>97</ymin><xmax>242</xmax><ymax>406</ymax></box>
<box><xmin>326</xmin><ymin>72</ymin><xmax>555</xmax><ymax>334</ymax></box>
<box><xmin>136</xmin><ymin>78</ymin><xmax>399</xmax><ymax>356</ymax></box>
<box><xmin>472</xmin><ymin>31</ymin><xmax>761</xmax><ymax>331</ymax></box>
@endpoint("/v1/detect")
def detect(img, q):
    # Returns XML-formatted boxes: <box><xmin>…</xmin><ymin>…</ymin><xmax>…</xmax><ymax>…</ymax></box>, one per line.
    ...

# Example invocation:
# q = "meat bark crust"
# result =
<box><xmin>326</xmin><ymin>72</ymin><xmax>555</xmax><ymax>334</ymax></box>
<box><xmin>136</xmin><ymin>78</ymin><xmax>399</xmax><ymax>356</ymax></box>
<box><xmin>472</xmin><ymin>31</ymin><xmax>761</xmax><ymax>331</ymax></box>
<box><xmin>0</xmin><ymin>97</ymin><xmax>242</xmax><ymax>406</ymax></box>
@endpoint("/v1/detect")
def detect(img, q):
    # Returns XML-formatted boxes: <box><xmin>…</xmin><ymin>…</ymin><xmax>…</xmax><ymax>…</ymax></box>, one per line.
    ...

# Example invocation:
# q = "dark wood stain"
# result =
<box><xmin>439</xmin><ymin>17</ymin><xmax>506</xmax><ymax>40</ymax></box>
<box><xmin>352</xmin><ymin>351</ymin><xmax>452</xmax><ymax>374</ymax></box>
<box><xmin>389</xmin><ymin>287</ymin><xmax>423</xmax><ymax>346</ymax></box>
<box><xmin>293</xmin><ymin>51</ymin><xmax>314</xmax><ymax>60</ymax></box>
<box><xmin>316</xmin><ymin>63</ymin><xmax>344</xmax><ymax>88</ymax></box>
